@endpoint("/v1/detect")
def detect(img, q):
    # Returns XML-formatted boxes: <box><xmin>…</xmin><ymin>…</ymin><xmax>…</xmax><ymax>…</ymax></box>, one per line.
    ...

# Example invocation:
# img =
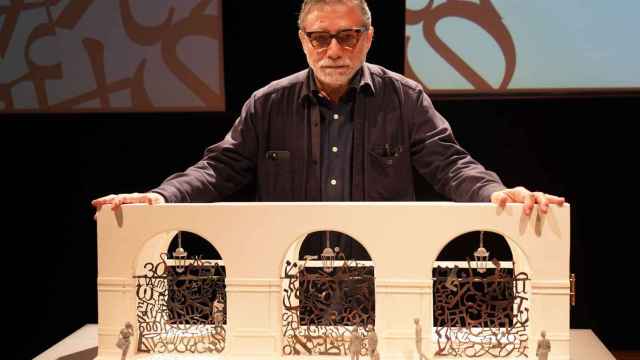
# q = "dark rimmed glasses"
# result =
<box><xmin>304</xmin><ymin>27</ymin><xmax>368</xmax><ymax>49</ymax></box>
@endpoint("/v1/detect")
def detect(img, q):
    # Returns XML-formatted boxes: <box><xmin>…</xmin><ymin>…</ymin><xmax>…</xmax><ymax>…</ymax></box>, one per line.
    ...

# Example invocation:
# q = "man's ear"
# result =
<box><xmin>299</xmin><ymin>30</ymin><xmax>312</xmax><ymax>56</ymax></box>
<box><xmin>298</xmin><ymin>30</ymin><xmax>306</xmax><ymax>47</ymax></box>
<box><xmin>366</xmin><ymin>26</ymin><xmax>374</xmax><ymax>47</ymax></box>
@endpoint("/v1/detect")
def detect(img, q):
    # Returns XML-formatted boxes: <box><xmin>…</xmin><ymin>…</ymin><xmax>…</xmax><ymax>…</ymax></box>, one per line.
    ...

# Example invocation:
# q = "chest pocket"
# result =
<box><xmin>261</xmin><ymin>150</ymin><xmax>293</xmax><ymax>200</ymax></box>
<box><xmin>367</xmin><ymin>144</ymin><xmax>411</xmax><ymax>200</ymax></box>
<box><xmin>369</xmin><ymin>144</ymin><xmax>403</xmax><ymax>166</ymax></box>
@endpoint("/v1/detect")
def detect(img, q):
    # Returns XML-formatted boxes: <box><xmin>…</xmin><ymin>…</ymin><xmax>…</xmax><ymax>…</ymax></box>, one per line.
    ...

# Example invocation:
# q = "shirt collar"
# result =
<box><xmin>300</xmin><ymin>63</ymin><xmax>375</xmax><ymax>103</ymax></box>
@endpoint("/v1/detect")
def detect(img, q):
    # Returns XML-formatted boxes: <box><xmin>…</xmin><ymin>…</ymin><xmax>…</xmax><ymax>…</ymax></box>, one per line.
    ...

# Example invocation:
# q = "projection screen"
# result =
<box><xmin>0</xmin><ymin>0</ymin><xmax>224</xmax><ymax>112</ymax></box>
<box><xmin>406</xmin><ymin>0</ymin><xmax>640</xmax><ymax>95</ymax></box>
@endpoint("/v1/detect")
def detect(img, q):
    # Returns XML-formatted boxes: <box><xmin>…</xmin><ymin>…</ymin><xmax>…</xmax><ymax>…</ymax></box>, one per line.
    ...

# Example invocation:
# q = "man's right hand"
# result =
<box><xmin>91</xmin><ymin>192</ymin><xmax>165</xmax><ymax>219</ymax></box>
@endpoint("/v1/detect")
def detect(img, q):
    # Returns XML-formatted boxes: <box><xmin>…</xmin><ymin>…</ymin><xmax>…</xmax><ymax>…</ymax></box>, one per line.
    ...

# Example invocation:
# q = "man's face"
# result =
<box><xmin>299</xmin><ymin>2</ymin><xmax>373</xmax><ymax>92</ymax></box>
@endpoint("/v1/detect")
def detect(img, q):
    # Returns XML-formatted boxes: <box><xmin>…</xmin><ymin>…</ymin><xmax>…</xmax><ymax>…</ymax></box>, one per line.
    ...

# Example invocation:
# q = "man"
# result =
<box><xmin>115</xmin><ymin>322</ymin><xmax>134</xmax><ymax>360</ymax></box>
<box><xmin>414</xmin><ymin>318</ymin><xmax>429</xmax><ymax>360</ymax></box>
<box><xmin>93</xmin><ymin>0</ymin><xmax>564</xmax><ymax>214</ymax></box>
<box><xmin>349</xmin><ymin>328</ymin><xmax>363</xmax><ymax>360</ymax></box>
<box><xmin>536</xmin><ymin>330</ymin><xmax>551</xmax><ymax>360</ymax></box>
<box><xmin>366</xmin><ymin>324</ymin><xmax>379</xmax><ymax>360</ymax></box>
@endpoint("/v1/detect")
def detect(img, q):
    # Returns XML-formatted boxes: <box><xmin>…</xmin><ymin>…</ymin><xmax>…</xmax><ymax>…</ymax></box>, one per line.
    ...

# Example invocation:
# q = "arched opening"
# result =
<box><xmin>282</xmin><ymin>230</ymin><xmax>375</xmax><ymax>357</ymax></box>
<box><xmin>134</xmin><ymin>230</ymin><xmax>227</xmax><ymax>354</ymax></box>
<box><xmin>432</xmin><ymin>230</ymin><xmax>531</xmax><ymax>357</ymax></box>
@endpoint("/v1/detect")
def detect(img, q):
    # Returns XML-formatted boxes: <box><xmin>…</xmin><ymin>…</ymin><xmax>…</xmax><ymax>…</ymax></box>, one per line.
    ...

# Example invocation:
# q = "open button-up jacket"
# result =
<box><xmin>153</xmin><ymin>63</ymin><xmax>505</xmax><ymax>203</ymax></box>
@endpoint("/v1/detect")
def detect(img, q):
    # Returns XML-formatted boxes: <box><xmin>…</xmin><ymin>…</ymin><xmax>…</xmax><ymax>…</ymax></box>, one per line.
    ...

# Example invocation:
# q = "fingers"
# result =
<box><xmin>522</xmin><ymin>190</ymin><xmax>535</xmax><ymax>216</ymax></box>
<box><xmin>526</xmin><ymin>191</ymin><xmax>565</xmax><ymax>214</ymax></box>
<box><xmin>91</xmin><ymin>194</ymin><xmax>117</xmax><ymax>208</ymax></box>
<box><xmin>533</xmin><ymin>191</ymin><xmax>549</xmax><ymax>213</ymax></box>
<box><xmin>491</xmin><ymin>191</ymin><xmax>510</xmax><ymax>208</ymax></box>
<box><xmin>92</xmin><ymin>193</ymin><xmax>162</xmax><ymax>221</ymax></box>
<box><xmin>91</xmin><ymin>192</ymin><xmax>164</xmax><ymax>214</ymax></box>
<box><xmin>546</xmin><ymin>194</ymin><xmax>566</xmax><ymax>206</ymax></box>
<box><xmin>111</xmin><ymin>193</ymin><xmax>144</xmax><ymax>209</ymax></box>
<box><xmin>496</xmin><ymin>187</ymin><xmax>565</xmax><ymax>215</ymax></box>
<box><xmin>109</xmin><ymin>194</ymin><xmax>125</xmax><ymax>209</ymax></box>
<box><xmin>92</xmin><ymin>194</ymin><xmax>117</xmax><ymax>220</ymax></box>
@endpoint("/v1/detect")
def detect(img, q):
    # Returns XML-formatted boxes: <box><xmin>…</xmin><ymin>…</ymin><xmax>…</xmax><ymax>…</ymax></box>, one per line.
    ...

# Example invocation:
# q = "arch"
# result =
<box><xmin>133</xmin><ymin>228</ymin><xmax>225</xmax><ymax>275</ymax></box>
<box><xmin>436</xmin><ymin>230</ymin><xmax>513</xmax><ymax>261</ymax></box>
<box><xmin>132</xmin><ymin>229</ymin><xmax>227</xmax><ymax>354</ymax></box>
<box><xmin>430</xmin><ymin>229</ymin><xmax>533</xmax><ymax>358</ymax></box>
<box><xmin>281</xmin><ymin>229</ymin><xmax>376</xmax><ymax>357</ymax></box>
<box><xmin>430</xmin><ymin>227</ymin><xmax>533</xmax><ymax>276</ymax></box>
<box><xmin>299</xmin><ymin>230</ymin><xmax>372</xmax><ymax>261</ymax></box>
<box><xmin>167</xmin><ymin>230</ymin><xmax>223</xmax><ymax>260</ymax></box>
<box><xmin>280</xmin><ymin>227</ymin><xmax>375</xmax><ymax>276</ymax></box>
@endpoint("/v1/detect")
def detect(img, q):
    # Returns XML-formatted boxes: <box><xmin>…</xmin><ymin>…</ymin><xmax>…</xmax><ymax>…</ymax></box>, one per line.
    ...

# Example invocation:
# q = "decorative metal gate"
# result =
<box><xmin>282</xmin><ymin>256</ymin><xmax>375</xmax><ymax>356</ymax></box>
<box><xmin>134</xmin><ymin>253</ymin><xmax>227</xmax><ymax>354</ymax></box>
<box><xmin>433</xmin><ymin>262</ymin><xmax>530</xmax><ymax>357</ymax></box>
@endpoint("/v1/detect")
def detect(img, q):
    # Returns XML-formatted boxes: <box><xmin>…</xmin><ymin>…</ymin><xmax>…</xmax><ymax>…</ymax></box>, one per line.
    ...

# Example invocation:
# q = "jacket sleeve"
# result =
<box><xmin>408</xmin><ymin>89</ymin><xmax>505</xmax><ymax>202</ymax></box>
<box><xmin>151</xmin><ymin>95</ymin><xmax>259</xmax><ymax>203</ymax></box>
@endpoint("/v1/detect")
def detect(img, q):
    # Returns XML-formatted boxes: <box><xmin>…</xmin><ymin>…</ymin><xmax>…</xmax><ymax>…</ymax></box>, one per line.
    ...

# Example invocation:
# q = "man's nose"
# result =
<box><xmin>326</xmin><ymin>38</ymin><xmax>344</xmax><ymax>59</ymax></box>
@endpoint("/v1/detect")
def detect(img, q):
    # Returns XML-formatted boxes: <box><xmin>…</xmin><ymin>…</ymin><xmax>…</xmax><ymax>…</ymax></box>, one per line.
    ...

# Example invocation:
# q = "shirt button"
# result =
<box><xmin>330</xmin><ymin>179</ymin><xmax>337</xmax><ymax>186</ymax></box>
<box><xmin>333</xmin><ymin>114</ymin><xmax>339</xmax><ymax>120</ymax></box>
<box><xmin>332</xmin><ymin>146</ymin><xmax>338</xmax><ymax>153</ymax></box>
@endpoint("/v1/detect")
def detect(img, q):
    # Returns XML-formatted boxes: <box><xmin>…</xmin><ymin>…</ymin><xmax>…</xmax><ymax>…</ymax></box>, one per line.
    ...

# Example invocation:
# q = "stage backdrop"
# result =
<box><xmin>0</xmin><ymin>0</ymin><xmax>224</xmax><ymax>112</ymax></box>
<box><xmin>405</xmin><ymin>0</ymin><xmax>640</xmax><ymax>95</ymax></box>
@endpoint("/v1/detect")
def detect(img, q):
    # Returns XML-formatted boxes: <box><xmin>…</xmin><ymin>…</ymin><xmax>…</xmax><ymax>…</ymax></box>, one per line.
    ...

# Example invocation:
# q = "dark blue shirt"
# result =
<box><xmin>311</xmin><ymin>71</ymin><xmax>360</xmax><ymax>201</ymax></box>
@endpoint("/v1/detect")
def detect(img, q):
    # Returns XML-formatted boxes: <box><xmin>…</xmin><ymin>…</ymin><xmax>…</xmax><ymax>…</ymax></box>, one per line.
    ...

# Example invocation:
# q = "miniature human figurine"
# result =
<box><xmin>414</xmin><ymin>318</ymin><xmax>429</xmax><ymax>360</ymax></box>
<box><xmin>366</xmin><ymin>324</ymin><xmax>379</xmax><ymax>360</ymax></box>
<box><xmin>536</xmin><ymin>330</ymin><xmax>551</xmax><ymax>360</ymax></box>
<box><xmin>115</xmin><ymin>321</ymin><xmax>134</xmax><ymax>360</ymax></box>
<box><xmin>349</xmin><ymin>328</ymin><xmax>363</xmax><ymax>360</ymax></box>
<box><xmin>212</xmin><ymin>296</ymin><xmax>225</xmax><ymax>325</ymax></box>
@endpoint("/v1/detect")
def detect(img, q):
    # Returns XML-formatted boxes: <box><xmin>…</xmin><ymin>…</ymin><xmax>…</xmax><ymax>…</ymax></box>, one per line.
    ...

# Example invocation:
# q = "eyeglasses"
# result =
<box><xmin>304</xmin><ymin>27</ymin><xmax>368</xmax><ymax>49</ymax></box>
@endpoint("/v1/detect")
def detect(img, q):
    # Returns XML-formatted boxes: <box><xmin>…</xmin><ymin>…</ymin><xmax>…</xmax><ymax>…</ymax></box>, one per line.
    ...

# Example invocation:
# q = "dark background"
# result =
<box><xmin>3</xmin><ymin>2</ymin><xmax>637</xmax><ymax>359</ymax></box>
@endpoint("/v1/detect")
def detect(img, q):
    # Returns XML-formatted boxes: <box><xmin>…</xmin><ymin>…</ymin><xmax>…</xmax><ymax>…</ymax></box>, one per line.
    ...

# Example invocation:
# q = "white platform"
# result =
<box><xmin>35</xmin><ymin>325</ymin><xmax>615</xmax><ymax>360</ymax></box>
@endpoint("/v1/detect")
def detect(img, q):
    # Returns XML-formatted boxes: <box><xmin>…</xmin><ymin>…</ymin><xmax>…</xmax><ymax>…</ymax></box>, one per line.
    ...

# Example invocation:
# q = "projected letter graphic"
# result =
<box><xmin>0</xmin><ymin>0</ymin><xmax>225</xmax><ymax>112</ymax></box>
<box><xmin>405</xmin><ymin>0</ymin><xmax>640</xmax><ymax>95</ymax></box>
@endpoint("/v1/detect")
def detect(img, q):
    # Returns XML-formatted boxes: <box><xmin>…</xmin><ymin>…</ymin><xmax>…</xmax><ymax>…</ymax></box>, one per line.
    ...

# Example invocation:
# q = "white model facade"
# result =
<box><xmin>95</xmin><ymin>202</ymin><xmax>570</xmax><ymax>359</ymax></box>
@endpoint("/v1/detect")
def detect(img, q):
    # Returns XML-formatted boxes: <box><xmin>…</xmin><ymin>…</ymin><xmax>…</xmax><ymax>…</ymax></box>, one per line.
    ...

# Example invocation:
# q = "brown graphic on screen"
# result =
<box><xmin>405</xmin><ymin>0</ymin><xmax>516</xmax><ymax>92</ymax></box>
<box><xmin>0</xmin><ymin>0</ymin><xmax>224</xmax><ymax>112</ymax></box>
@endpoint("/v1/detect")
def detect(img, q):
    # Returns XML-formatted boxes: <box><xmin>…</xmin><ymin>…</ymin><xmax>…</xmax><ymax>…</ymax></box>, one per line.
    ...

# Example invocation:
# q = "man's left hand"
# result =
<box><xmin>491</xmin><ymin>187</ymin><xmax>565</xmax><ymax>216</ymax></box>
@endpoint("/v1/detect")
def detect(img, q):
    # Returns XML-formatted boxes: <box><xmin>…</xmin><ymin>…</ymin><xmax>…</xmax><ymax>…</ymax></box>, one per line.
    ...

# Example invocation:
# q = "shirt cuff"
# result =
<box><xmin>477</xmin><ymin>183</ymin><xmax>506</xmax><ymax>202</ymax></box>
<box><xmin>149</xmin><ymin>188</ymin><xmax>174</xmax><ymax>203</ymax></box>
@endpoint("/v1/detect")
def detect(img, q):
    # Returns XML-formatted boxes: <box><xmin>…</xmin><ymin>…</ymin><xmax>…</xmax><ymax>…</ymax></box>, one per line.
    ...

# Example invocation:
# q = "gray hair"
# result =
<box><xmin>298</xmin><ymin>0</ymin><xmax>372</xmax><ymax>29</ymax></box>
